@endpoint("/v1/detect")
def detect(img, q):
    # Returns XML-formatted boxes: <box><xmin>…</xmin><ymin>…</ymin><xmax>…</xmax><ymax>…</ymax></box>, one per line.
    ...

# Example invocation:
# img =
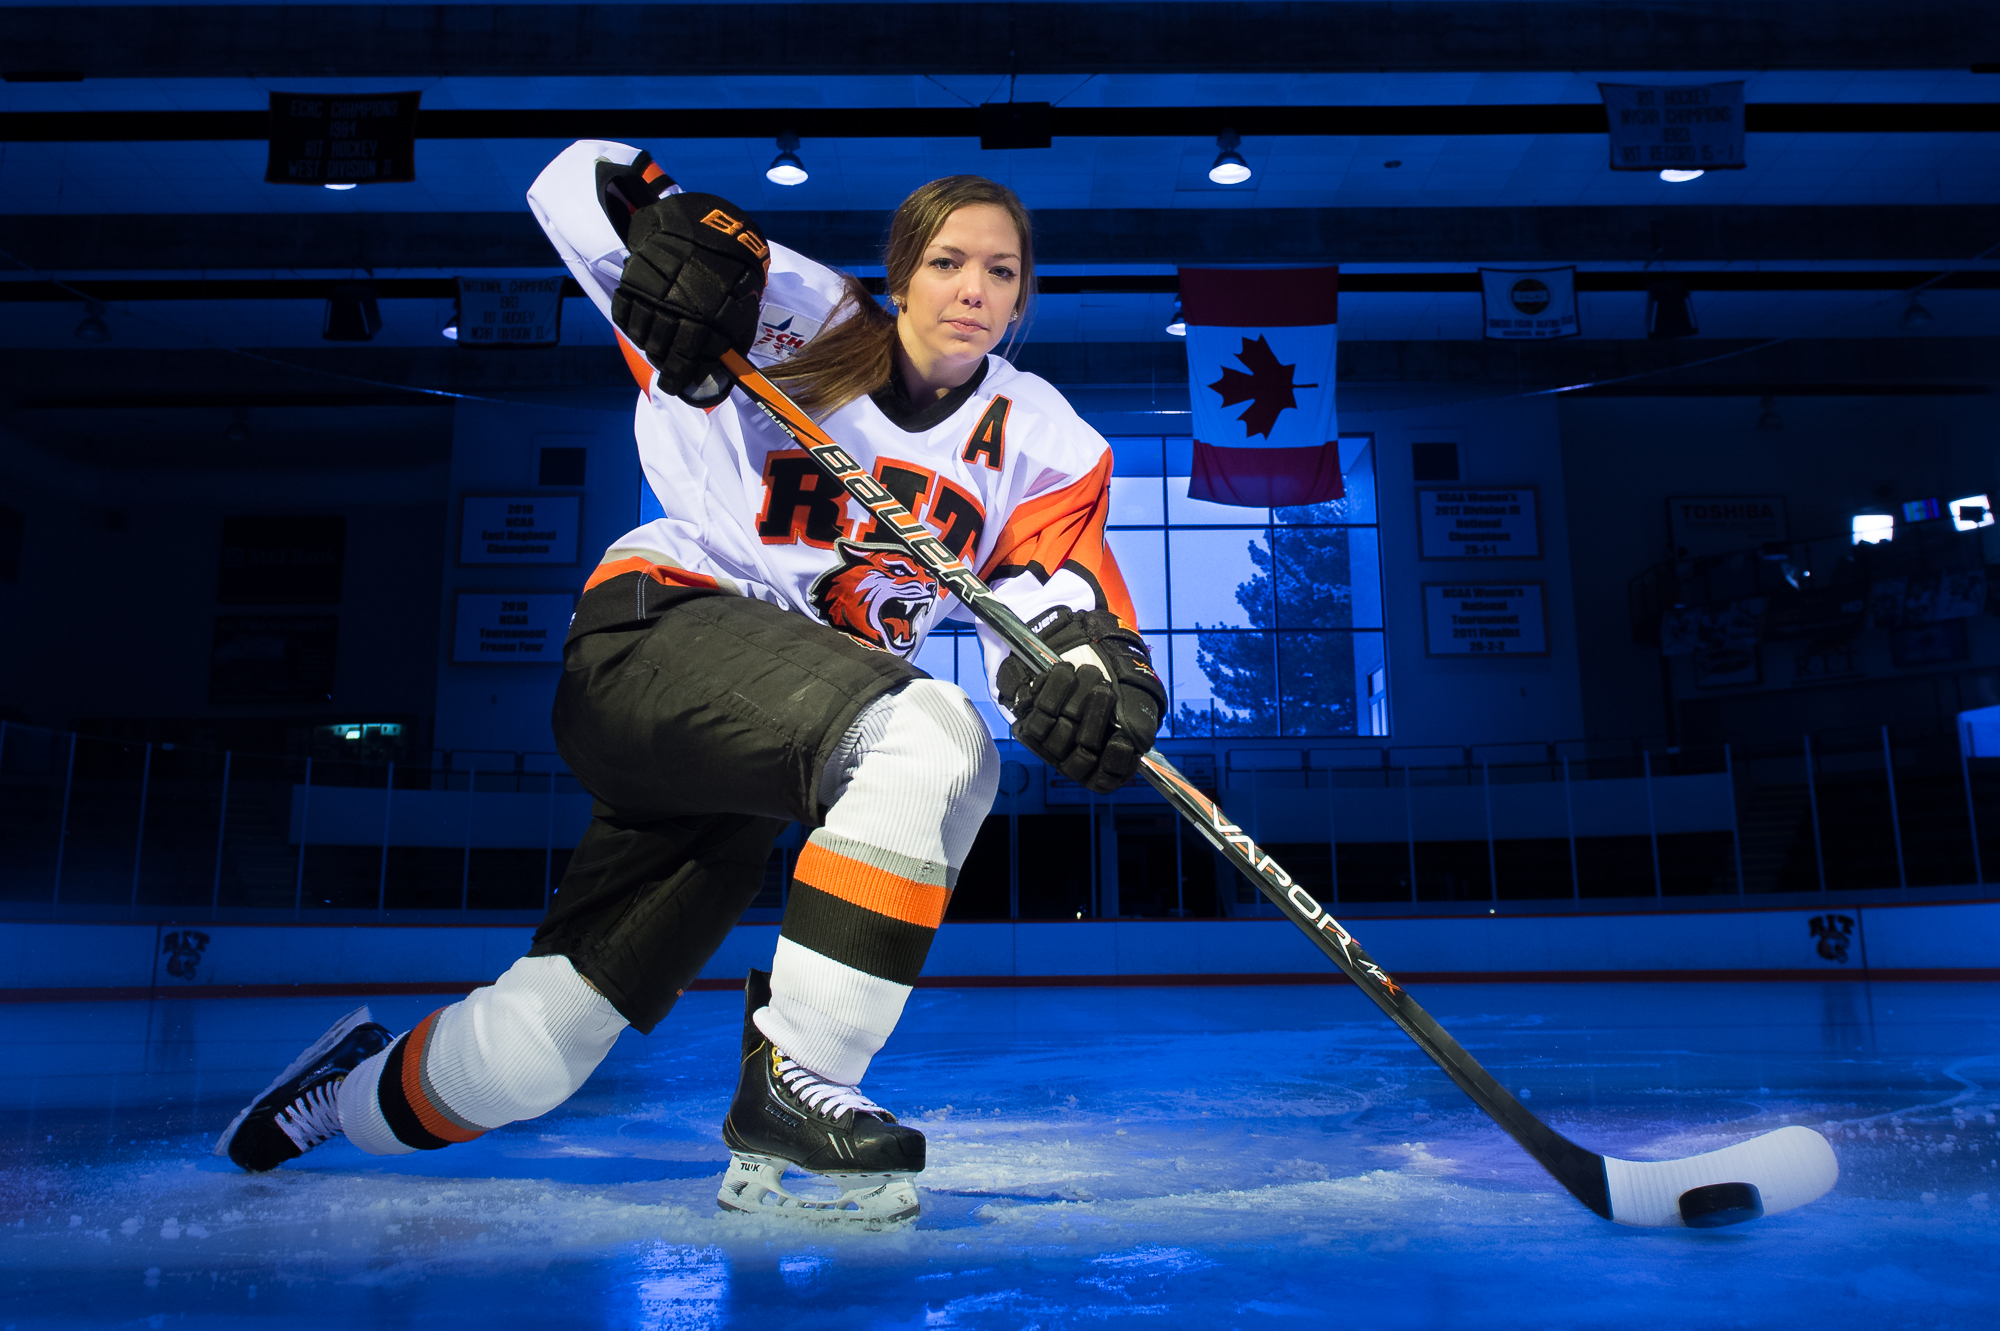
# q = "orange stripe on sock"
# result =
<box><xmin>398</xmin><ymin>1011</ymin><xmax>485</xmax><ymax>1145</ymax></box>
<box><xmin>793</xmin><ymin>842</ymin><xmax>951</xmax><ymax>930</ymax></box>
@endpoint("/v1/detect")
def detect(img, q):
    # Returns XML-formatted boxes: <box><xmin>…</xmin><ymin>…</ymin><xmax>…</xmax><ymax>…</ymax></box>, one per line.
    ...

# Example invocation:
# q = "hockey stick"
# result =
<box><xmin>718</xmin><ymin>347</ymin><xmax>1836</xmax><ymax>1228</ymax></box>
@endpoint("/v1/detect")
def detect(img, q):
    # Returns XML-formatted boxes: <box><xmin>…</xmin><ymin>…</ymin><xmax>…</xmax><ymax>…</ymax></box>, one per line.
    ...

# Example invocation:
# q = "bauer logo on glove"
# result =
<box><xmin>613</xmin><ymin>191</ymin><xmax>772</xmax><ymax>405</ymax></box>
<box><xmin>997</xmin><ymin>606</ymin><xmax>1167</xmax><ymax>794</ymax></box>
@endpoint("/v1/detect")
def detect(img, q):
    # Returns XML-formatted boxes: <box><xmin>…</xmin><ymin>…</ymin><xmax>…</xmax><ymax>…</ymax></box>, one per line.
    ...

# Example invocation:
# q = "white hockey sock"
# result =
<box><xmin>338</xmin><ymin>954</ymin><xmax>627</xmax><ymax>1154</ymax></box>
<box><xmin>758</xmin><ymin>678</ymin><xmax>998</xmax><ymax>1086</ymax></box>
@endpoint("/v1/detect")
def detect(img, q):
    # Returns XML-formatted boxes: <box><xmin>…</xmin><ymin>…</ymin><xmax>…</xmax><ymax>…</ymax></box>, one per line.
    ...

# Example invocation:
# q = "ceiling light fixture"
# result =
<box><xmin>1165</xmin><ymin>302</ymin><xmax>1186</xmax><ymax>336</ymax></box>
<box><xmin>1659</xmin><ymin>168</ymin><xmax>1705</xmax><ymax>183</ymax></box>
<box><xmin>323</xmin><ymin>280</ymin><xmax>383</xmax><ymax>342</ymax></box>
<box><xmin>323</xmin><ymin>182</ymin><xmax>358</xmax><ymax>191</ymax></box>
<box><xmin>1208</xmin><ymin>129</ymin><xmax>1251</xmax><ymax>185</ymax></box>
<box><xmin>441</xmin><ymin>310</ymin><xmax>459</xmax><ymax>341</ymax></box>
<box><xmin>72</xmin><ymin>299</ymin><xmax>110</xmax><ymax>343</ymax></box>
<box><xmin>1646</xmin><ymin>281</ymin><xmax>1699</xmax><ymax>339</ymax></box>
<box><xmin>1900</xmin><ymin>293</ymin><xmax>1934</xmax><ymax>330</ymax></box>
<box><xmin>766</xmin><ymin>131</ymin><xmax>808</xmax><ymax>186</ymax></box>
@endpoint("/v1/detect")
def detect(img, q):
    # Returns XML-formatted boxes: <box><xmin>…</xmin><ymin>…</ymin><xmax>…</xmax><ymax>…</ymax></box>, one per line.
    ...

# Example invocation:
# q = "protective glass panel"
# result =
<box><xmin>1105</xmin><ymin>529</ymin><xmax>1167</xmax><ymax>631</ymax></box>
<box><xmin>1277</xmin><ymin>632</ymin><xmax>1364</xmax><ymax>737</ymax></box>
<box><xmin>955</xmin><ymin>632</ymin><xmax>995</xmax><ymax>703</ymax></box>
<box><xmin>1108</xmin><ymin>474</ymin><xmax>1166</xmax><ymax>527</ymax></box>
<box><xmin>1271</xmin><ymin>526</ymin><xmax>1352</xmax><ymax>629</ymax></box>
<box><xmin>912</xmin><ymin>630</ymin><xmax>958</xmax><ymax>685</ymax></box>
<box><xmin>1168</xmin><ymin>529</ymin><xmax>1271</xmax><ymax>629</ymax></box>
<box><xmin>1354</xmin><ymin>631</ymin><xmax>1389</xmax><ymax>736</ymax></box>
<box><xmin>1168</xmin><ymin>630</ymin><xmax>1278</xmax><ymax>737</ymax></box>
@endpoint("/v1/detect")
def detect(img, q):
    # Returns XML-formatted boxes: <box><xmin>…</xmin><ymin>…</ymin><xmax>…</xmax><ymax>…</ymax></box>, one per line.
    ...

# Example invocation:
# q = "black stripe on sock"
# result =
<box><xmin>376</xmin><ymin>1030</ymin><xmax>452</xmax><ymax>1151</ymax></box>
<box><xmin>779</xmin><ymin>879</ymin><xmax>936</xmax><ymax>987</ymax></box>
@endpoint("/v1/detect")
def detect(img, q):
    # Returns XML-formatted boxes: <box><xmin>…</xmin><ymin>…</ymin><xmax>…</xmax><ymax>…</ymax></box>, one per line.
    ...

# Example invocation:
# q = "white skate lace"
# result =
<box><xmin>772</xmin><ymin>1051</ymin><xmax>886</xmax><ymax>1117</ymax></box>
<box><xmin>273</xmin><ymin>1080</ymin><xmax>345</xmax><ymax>1152</ymax></box>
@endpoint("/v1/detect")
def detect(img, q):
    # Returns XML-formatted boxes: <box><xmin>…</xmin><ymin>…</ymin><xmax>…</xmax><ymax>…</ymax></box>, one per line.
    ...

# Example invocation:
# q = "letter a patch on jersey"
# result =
<box><xmin>961</xmin><ymin>396</ymin><xmax>1011</xmax><ymax>470</ymax></box>
<box><xmin>807</xmin><ymin>541</ymin><xmax>939</xmax><ymax>655</ymax></box>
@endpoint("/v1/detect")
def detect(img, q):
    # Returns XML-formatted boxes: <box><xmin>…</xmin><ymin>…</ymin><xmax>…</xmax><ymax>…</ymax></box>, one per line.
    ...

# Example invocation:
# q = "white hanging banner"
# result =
<box><xmin>456</xmin><ymin>276</ymin><xmax>565</xmax><ymax>348</ymax></box>
<box><xmin>1599</xmin><ymin>81</ymin><xmax>1746</xmax><ymax>172</ymax></box>
<box><xmin>451</xmin><ymin>593</ymin><xmax>573</xmax><ymax>664</ymax></box>
<box><xmin>1421</xmin><ymin>583</ymin><xmax>1549</xmax><ymax>657</ymax></box>
<box><xmin>1479</xmin><ymin>268</ymin><xmax>1578</xmax><ymax>340</ymax></box>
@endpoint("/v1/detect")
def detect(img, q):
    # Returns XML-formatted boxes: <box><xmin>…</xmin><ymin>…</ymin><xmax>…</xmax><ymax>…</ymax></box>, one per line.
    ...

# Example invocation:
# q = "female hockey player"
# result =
<box><xmin>215</xmin><ymin>140</ymin><xmax>1166</xmax><ymax>1226</ymax></box>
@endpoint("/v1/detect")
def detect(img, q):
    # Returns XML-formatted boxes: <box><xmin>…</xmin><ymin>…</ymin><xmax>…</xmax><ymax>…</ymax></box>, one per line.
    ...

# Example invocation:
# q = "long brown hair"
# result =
<box><xmin>768</xmin><ymin>175</ymin><xmax>1035</xmax><ymax>418</ymax></box>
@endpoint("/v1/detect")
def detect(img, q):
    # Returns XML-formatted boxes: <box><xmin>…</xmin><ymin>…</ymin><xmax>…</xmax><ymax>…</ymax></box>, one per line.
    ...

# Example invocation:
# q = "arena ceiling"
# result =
<box><xmin>3</xmin><ymin>1</ymin><xmax>1998</xmax><ymax>473</ymax></box>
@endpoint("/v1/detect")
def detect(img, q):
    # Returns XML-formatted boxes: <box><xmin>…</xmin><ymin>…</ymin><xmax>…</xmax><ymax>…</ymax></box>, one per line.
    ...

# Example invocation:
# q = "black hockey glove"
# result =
<box><xmin>996</xmin><ymin>607</ymin><xmax>1167</xmax><ymax>794</ymax></box>
<box><xmin>612</xmin><ymin>191</ymin><xmax>771</xmax><ymax>405</ymax></box>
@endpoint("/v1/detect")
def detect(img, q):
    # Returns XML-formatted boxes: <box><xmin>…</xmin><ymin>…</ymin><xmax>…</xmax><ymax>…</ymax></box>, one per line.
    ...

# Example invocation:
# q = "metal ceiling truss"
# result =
<box><xmin>4</xmin><ymin>3</ymin><xmax>1996</xmax><ymax>77</ymax></box>
<box><xmin>9</xmin><ymin>103</ymin><xmax>1999</xmax><ymax>143</ymax></box>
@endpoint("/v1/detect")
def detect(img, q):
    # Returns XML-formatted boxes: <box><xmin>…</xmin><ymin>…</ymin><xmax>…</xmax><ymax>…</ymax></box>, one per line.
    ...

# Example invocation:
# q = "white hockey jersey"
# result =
<box><xmin>526</xmin><ymin>140</ymin><xmax>1135</xmax><ymax>694</ymax></box>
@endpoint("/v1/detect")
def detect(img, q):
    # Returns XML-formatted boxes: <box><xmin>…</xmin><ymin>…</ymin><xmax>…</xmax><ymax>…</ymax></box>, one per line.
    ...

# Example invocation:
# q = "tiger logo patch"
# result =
<box><xmin>808</xmin><ymin>540</ymin><xmax>938</xmax><ymax>655</ymax></box>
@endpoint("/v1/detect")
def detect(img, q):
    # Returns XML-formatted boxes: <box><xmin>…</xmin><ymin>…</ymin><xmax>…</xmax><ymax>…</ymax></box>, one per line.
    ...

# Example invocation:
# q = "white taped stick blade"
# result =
<box><xmin>1603</xmin><ymin>1125</ymin><xmax>1837</xmax><ymax>1227</ymax></box>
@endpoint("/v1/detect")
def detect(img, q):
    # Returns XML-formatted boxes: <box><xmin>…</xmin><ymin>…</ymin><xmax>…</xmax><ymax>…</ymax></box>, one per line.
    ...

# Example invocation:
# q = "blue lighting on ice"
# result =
<box><xmin>5</xmin><ymin>982</ymin><xmax>1998</xmax><ymax>1326</ymax></box>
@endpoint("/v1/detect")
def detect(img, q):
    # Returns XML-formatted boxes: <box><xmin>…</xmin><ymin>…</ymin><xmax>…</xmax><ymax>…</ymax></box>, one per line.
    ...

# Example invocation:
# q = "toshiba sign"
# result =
<box><xmin>1667</xmin><ymin>495</ymin><xmax>1787</xmax><ymax>559</ymax></box>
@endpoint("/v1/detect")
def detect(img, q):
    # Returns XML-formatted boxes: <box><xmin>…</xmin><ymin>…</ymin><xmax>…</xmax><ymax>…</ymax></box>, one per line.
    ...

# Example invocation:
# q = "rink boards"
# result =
<box><xmin>1</xmin><ymin>898</ymin><xmax>1996</xmax><ymax>1000</ymax></box>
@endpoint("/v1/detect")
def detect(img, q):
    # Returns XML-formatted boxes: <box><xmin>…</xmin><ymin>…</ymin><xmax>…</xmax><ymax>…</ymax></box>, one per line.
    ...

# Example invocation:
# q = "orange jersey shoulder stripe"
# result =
<box><xmin>793</xmin><ymin>841</ymin><xmax>951</xmax><ymax>931</ymax></box>
<box><xmin>583</xmin><ymin>556</ymin><xmax>722</xmax><ymax>594</ymax></box>
<box><xmin>978</xmin><ymin>450</ymin><xmax>1137</xmax><ymax>628</ymax></box>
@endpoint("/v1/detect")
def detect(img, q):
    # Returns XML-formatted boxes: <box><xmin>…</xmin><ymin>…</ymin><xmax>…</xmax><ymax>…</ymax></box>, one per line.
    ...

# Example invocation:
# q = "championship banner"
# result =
<box><xmin>1480</xmin><ymin>268</ymin><xmax>1578</xmax><ymax>340</ymax></box>
<box><xmin>1179</xmin><ymin>267</ymin><xmax>1342</xmax><ymax>508</ymax></box>
<box><xmin>456</xmin><ymin>276</ymin><xmax>565</xmax><ymax>349</ymax></box>
<box><xmin>1599</xmin><ymin>82</ymin><xmax>1746</xmax><ymax>172</ymax></box>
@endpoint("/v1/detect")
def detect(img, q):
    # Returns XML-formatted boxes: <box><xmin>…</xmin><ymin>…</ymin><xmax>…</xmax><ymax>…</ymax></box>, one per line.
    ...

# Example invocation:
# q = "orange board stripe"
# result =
<box><xmin>793</xmin><ymin>842</ymin><xmax>950</xmax><ymax>930</ymax></box>
<box><xmin>398</xmin><ymin>1011</ymin><xmax>485</xmax><ymax>1144</ymax></box>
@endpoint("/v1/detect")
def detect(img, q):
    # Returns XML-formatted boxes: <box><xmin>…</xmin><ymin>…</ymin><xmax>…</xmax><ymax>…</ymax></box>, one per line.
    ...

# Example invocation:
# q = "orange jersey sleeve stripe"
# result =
<box><xmin>613</xmin><ymin>328</ymin><xmax>655</xmax><ymax>392</ymax></box>
<box><xmin>978</xmin><ymin>451</ymin><xmax>1138</xmax><ymax>628</ymax></box>
<box><xmin>398</xmin><ymin>1012</ymin><xmax>486</xmax><ymax>1145</ymax></box>
<box><xmin>792</xmin><ymin>841</ymin><xmax>952</xmax><ymax>931</ymax></box>
<box><xmin>582</xmin><ymin>556</ymin><xmax>721</xmax><ymax>594</ymax></box>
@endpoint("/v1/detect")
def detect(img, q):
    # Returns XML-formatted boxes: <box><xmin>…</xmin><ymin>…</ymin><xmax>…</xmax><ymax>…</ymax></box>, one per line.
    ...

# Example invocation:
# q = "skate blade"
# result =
<box><xmin>716</xmin><ymin>1153</ymin><xmax>919</xmax><ymax>1230</ymax></box>
<box><xmin>211</xmin><ymin>1005</ymin><xmax>375</xmax><ymax>1158</ymax></box>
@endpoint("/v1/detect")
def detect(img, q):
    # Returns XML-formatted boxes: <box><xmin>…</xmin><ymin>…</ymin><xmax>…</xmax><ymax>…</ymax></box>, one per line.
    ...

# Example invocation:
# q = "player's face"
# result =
<box><xmin>894</xmin><ymin>203</ymin><xmax>1022</xmax><ymax>376</ymax></box>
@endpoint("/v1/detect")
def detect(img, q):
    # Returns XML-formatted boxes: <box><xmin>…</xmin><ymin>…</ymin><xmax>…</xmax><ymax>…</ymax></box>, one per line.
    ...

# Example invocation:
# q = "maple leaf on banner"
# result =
<box><xmin>1207</xmin><ymin>335</ymin><xmax>1318</xmax><ymax>439</ymax></box>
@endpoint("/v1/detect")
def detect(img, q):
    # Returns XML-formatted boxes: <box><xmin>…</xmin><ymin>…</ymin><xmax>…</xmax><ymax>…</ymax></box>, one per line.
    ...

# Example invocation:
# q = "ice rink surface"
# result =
<box><xmin>3</xmin><ymin>980</ymin><xmax>1998</xmax><ymax>1330</ymax></box>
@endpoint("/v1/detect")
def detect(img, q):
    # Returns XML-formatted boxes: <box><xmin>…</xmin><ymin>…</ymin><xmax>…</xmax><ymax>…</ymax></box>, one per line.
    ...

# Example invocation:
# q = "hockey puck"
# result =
<box><xmin>1678</xmin><ymin>1180</ymin><xmax>1765</xmax><ymax>1228</ymax></box>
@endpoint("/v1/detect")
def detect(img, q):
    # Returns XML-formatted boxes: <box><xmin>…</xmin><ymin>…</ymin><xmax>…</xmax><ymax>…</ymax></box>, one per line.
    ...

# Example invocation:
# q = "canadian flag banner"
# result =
<box><xmin>1180</xmin><ymin>267</ymin><xmax>1342</xmax><ymax>508</ymax></box>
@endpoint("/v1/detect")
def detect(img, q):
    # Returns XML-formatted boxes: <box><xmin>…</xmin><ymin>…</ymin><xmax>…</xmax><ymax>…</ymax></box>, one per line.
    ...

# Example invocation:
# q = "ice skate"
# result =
<box><xmin>213</xmin><ymin>1005</ymin><xmax>392</xmax><ymax>1172</ymax></box>
<box><xmin>717</xmin><ymin>969</ymin><xmax>924</xmax><ymax>1229</ymax></box>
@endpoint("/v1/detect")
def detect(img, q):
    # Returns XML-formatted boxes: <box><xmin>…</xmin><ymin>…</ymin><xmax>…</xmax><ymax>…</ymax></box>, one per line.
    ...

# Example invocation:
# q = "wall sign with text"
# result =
<box><xmin>458</xmin><ymin>495</ymin><xmax>581</xmax><ymax>566</ymax></box>
<box><xmin>1416</xmin><ymin>486</ymin><xmax>1541</xmax><ymax>559</ymax></box>
<box><xmin>1667</xmin><ymin>494</ymin><xmax>1787</xmax><ymax>559</ymax></box>
<box><xmin>456</xmin><ymin>276</ymin><xmax>565</xmax><ymax>349</ymax></box>
<box><xmin>451</xmin><ymin>593</ymin><xmax>574</xmax><ymax>664</ymax></box>
<box><xmin>264</xmin><ymin>91</ymin><xmax>419</xmax><ymax>186</ymax></box>
<box><xmin>1599</xmin><ymin>81</ymin><xmax>1745</xmax><ymax>171</ymax></box>
<box><xmin>1422</xmin><ymin>583</ymin><xmax>1549</xmax><ymax>656</ymax></box>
